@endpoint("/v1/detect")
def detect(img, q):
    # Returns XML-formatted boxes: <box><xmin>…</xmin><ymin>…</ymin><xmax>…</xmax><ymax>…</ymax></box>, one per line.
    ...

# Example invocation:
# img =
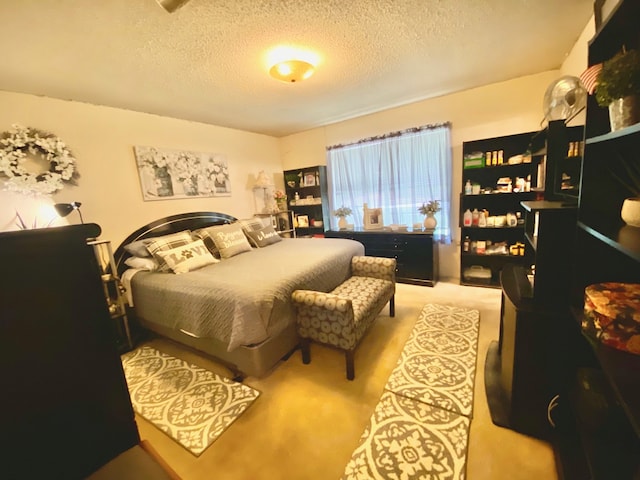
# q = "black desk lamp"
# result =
<box><xmin>54</xmin><ymin>202</ymin><xmax>84</xmax><ymax>223</ymax></box>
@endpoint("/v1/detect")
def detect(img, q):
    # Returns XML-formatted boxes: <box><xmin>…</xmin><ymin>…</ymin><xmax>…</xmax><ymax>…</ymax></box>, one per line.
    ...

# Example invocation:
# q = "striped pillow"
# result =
<box><xmin>145</xmin><ymin>230</ymin><xmax>194</xmax><ymax>271</ymax></box>
<box><xmin>155</xmin><ymin>239</ymin><xmax>219</xmax><ymax>274</ymax></box>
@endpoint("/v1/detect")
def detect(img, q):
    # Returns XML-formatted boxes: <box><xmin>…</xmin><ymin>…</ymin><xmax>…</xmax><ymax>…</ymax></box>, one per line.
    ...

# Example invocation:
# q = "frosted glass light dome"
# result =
<box><xmin>543</xmin><ymin>76</ymin><xmax>587</xmax><ymax>121</ymax></box>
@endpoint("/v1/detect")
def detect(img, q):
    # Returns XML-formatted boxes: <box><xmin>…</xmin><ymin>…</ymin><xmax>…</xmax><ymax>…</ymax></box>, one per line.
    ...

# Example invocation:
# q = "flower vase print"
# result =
<box><xmin>134</xmin><ymin>146</ymin><xmax>231</xmax><ymax>201</ymax></box>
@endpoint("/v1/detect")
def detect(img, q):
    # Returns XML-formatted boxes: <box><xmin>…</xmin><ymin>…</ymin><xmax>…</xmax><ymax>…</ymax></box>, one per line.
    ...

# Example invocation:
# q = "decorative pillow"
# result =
<box><xmin>123</xmin><ymin>239</ymin><xmax>152</xmax><ymax>258</ymax></box>
<box><xmin>205</xmin><ymin>223</ymin><xmax>253</xmax><ymax>259</ymax></box>
<box><xmin>243</xmin><ymin>224</ymin><xmax>282</xmax><ymax>248</ymax></box>
<box><xmin>194</xmin><ymin>226</ymin><xmax>222</xmax><ymax>258</ymax></box>
<box><xmin>124</xmin><ymin>256</ymin><xmax>159</xmax><ymax>271</ymax></box>
<box><xmin>155</xmin><ymin>239</ymin><xmax>219</xmax><ymax>274</ymax></box>
<box><xmin>145</xmin><ymin>230</ymin><xmax>194</xmax><ymax>271</ymax></box>
<box><xmin>238</xmin><ymin>217</ymin><xmax>270</xmax><ymax>234</ymax></box>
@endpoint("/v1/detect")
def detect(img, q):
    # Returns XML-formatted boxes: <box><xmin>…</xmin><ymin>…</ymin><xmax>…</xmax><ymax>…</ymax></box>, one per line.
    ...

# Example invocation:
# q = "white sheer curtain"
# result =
<box><xmin>326</xmin><ymin>124</ymin><xmax>452</xmax><ymax>243</ymax></box>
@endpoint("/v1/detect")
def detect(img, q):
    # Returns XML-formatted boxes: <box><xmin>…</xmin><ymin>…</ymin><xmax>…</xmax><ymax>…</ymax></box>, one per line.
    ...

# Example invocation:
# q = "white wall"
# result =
<box><xmin>280</xmin><ymin>70</ymin><xmax>560</xmax><ymax>280</ymax></box>
<box><xmin>0</xmin><ymin>91</ymin><xmax>282</xmax><ymax>247</ymax></box>
<box><xmin>1</xmin><ymin>16</ymin><xmax>595</xmax><ymax>278</ymax></box>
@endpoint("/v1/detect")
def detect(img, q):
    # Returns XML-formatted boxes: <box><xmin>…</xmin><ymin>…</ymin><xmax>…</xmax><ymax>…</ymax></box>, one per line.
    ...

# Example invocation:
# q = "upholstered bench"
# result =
<box><xmin>291</xmin><ymin>256</ymin><xmax>396</xmax><ymax>380</ymax></box>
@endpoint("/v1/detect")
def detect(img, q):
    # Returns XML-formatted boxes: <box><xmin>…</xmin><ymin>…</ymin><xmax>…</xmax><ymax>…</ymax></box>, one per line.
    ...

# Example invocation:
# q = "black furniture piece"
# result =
<box><xmin>283</xmin><ymin>165</ymin><xmax>330</xmax><ymax>237</ymax></box>
<box><xmin>0</xmin><ymin>224</ymin><xmax>175</xmax><ymax>479</ymax></box>
<box><xmin>460</xmin><ymin>131</ymin><xmax>539</xmax><ymax>287</ymax></box>
<box><xmin>485</xmin><ymin>202</ymin><xmax>579</xmax><ymax>440</ymax></box>
<box><xmin>550</xmin><ymin>1</ymin><xmax>640</xmax><ymax>478</ymax></box>
<box><xmin>325</xmin><ymin>228</ymin><xmax>438</xmax><ymax>286</ymax></box>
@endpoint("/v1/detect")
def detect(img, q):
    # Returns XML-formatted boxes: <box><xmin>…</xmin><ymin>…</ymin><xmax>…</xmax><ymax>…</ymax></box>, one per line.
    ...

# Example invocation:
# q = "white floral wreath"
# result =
<box><xmin>0</xmin><ymin>124</ymin><xmax>78</xmax><ymax>195</ymax></box>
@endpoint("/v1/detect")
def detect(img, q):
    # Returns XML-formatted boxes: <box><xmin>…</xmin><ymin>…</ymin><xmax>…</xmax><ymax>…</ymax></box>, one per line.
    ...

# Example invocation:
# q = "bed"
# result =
<box><xmin>114</xmin><ymin>211</ymin><xmax>364</xmax><ymax>378</ymax></box>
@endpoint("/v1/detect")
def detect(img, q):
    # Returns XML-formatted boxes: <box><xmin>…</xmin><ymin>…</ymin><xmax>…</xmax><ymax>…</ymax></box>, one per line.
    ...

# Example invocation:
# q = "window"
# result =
<box><xmin>326</xmin><ymin>123</ymin><xmax>452</xmax><ymax>243</ymax></box>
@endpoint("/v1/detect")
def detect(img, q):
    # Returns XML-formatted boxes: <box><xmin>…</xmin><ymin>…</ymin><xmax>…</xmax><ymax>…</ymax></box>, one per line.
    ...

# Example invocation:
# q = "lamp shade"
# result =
<box><xmin>54</xmin><ymin>202</ymin><xmax>84</xmax><ymax>223</ymax></box>
<box><xmin>254</xmin><ymin>171</ymin><xmax>273</xmax><ymax>188</ymax></box>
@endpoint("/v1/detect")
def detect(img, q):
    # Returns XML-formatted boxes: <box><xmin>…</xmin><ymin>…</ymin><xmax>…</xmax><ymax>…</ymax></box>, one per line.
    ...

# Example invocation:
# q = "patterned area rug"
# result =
<box><xmin>385</xmin><ymin>303</ymin><xmax>480</xmax><ymax>417</ymax></box>
<box><xmin>121</xmin><ymin>346</ymin><xmax>260</xmax><ymax>456</ymax></box>
<box><xmin>343</xmin><ymin>304</ymin><xmax>480</xmax><ymax>480</ymax></box>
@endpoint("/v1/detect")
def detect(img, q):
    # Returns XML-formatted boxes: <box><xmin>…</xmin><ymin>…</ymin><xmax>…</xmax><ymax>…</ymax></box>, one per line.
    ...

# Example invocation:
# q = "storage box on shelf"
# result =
<box><xmin>284</xmin><ymin>166</ymin><xmax>330</xmax><ymax>237</ymax></box>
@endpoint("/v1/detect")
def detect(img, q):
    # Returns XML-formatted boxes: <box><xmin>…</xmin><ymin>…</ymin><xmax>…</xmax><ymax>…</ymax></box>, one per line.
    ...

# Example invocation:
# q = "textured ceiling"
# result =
<box><xmin>0</xmin><ymin>0</ymin><xmax>593</xmax><ymax>137</ymax></box>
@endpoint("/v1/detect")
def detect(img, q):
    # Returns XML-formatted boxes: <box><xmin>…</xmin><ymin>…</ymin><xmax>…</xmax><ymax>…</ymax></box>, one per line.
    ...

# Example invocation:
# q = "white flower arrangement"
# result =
<box><xmin>0</xmin><ymin>124</ymin><xmax>78</xmax><ymax>195</ymax></box>
<box><xmin>333</xmin><ymin>206</ymin><xmax>352</xmax><ymax>218</ymax></box>
<box><xmin>418</xmin><ymin>200</ymin><xmax>441</xmax><ymax>215</ymax></box>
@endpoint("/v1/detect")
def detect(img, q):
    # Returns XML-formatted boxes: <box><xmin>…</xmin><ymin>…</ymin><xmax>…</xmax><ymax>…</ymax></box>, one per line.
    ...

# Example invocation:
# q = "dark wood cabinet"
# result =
<box><xmin>325</xmin><ymin>229</ymin><xmax>438</xmax><ymax>286</ymax></box>
<box><xmin>550</xmin><ymin>1</ymin><xmax>640</xmax><ymax>478</ymax></box>
<box><xmin>0</xmin><ymin>224</ymin><xmax>140</xmax><ymax>479</ymax></box>
<box><xmin>284</xmin><ymin>165</ymin><xmax>330</xmax><ymax>237</ymax></box>
<box><xmin>460</xmin><ymin>131</ymin><xmax>540</xmax><ymax>288</ymax></box>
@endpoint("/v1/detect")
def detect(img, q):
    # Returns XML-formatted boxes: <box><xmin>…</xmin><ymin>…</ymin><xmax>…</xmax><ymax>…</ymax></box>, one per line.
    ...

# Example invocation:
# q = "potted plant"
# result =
<box><xmin>274</xmin><ymin>190</ymin><xmax>287</xmax><ymax>211</ymax></box>
<box><xmin>595</xmin><ymin>48</ymin><xmax>640</xmax><ymax>131</ymax></box>
<box><xmin>333</xmin><ymin>206</ymin><xmax>352</xmax><ymax>230</ymax></box>
<box><xmin>418</xmin><ymin>200</ymin><xmax>441</xmax><ymax>231</ymax></box>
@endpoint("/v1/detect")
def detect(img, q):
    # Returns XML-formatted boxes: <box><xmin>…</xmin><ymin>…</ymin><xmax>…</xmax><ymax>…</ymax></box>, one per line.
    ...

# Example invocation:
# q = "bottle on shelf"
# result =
<box><xmin>472</xmin><ymin>208</ymin><xmax>480</xmax><ymax>226</ymax></box>
<box><xmin>478</xmin><ymin>212</ymin><xmax>487</xmax><ymax>228</ymax></box>
<box><xmin>463</xmin><ymin>236</ymin><xmax>470</xmax><ymax>252</ymax></box>
<box><xmin>463</xmin><ymin>209</ymin><xmax>473</xmax><ymax>226</ymax></box>
<box><xmin>465</xmin><ymin>180</ymin><xmax>472</xmax><ymax>195</ymax></box>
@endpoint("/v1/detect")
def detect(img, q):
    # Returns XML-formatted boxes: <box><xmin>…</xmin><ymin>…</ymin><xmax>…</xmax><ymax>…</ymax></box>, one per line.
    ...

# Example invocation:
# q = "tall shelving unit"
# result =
<box><xmin>551</xmin><ymin>1</ymin><xmax>640</xmax><ymax>478</ymax></box>
<box><xmin>460</xmin><ymin>131</ymin><xmax>539</xmax><ymax>288</ymax></box>
<box><xmin>283</xmin><ymin>165</ymin><xmax>330</xmax><ymax>237</ymax></box>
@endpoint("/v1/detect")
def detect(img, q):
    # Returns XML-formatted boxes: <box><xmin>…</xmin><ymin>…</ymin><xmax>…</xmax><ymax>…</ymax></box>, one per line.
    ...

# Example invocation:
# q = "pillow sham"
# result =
<box><xmin>243</xmin><ymin>224</ymin><xmax>282</xmax><ymax>248</ymax></box>
<box><xmin>123</xmin><ymin>238</ymin><xmax>152</xmax><ymax>258</ymax></box>
<box><xmin>194</xmin><ymin>226</ymin><xmax>222</xmax><ymax>258</ymax></box>
<box><xmin>204</xmin><ymin>223</ymin><xmax>253</xmax><ymax>259</ymax></box>
<box><xmin>145</xmin><ymin>230</ymin><xmax>194</xmax><ymax>271</ymax></box>
<box><xmin>155</xmin><ymin>239</ymin><xmax>219</xmax><ymax>274</ymax></box>
<box><xmin>124</xmin><ymin>256</ymin><xmax>159</xmax><ymax>271</ymax></box>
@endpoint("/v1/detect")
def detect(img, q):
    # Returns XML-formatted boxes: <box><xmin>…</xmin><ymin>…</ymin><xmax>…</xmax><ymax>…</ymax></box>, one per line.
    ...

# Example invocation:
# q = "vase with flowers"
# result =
<box><xmin>419</xmin><ymin>200</ymin><xmax>441</xmax><ymax>231</ymax></box>
<box><xmin>595</xmin><ymin>48</ymin><xmax>640</xmax><ymax>131</ymax></box>
<box><xmin>333</xmin><ymin>206</ymin><xmax>352</xmax><ymax>230</ymax></box>
<box><xmin>274</xmin><ymin>190</ymin><xmax>287</xmax><ymax>211</ymax></box>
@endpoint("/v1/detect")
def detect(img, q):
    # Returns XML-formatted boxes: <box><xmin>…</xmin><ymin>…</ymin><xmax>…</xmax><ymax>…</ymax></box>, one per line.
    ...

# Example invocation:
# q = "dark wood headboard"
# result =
<box><xmin>114</xmin><ymin>211</ymin><xmax>236</xmax><ymax>275</ymax></box>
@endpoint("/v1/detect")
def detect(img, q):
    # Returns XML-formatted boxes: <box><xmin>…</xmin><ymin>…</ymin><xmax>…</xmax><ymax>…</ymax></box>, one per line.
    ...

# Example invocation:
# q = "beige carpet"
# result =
<box><xmin>132</xmin><ymin>282</ymin><xmax>558</xmax><ymax>480</ymax></box>
<box><xmin>121</xmin><ymin>346</ymin><xmax>260</xmax><ymax>456</ymax></box>
<box><xmin>343</xmin><ymin>304</ymin><xmax>479</xmax><ymax>479</ymax></box>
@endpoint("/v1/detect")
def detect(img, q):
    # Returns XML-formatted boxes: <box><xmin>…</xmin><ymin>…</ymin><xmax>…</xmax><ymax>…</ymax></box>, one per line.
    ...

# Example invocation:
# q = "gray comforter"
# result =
<box><xmin>130</xmin><ymin>237</ymin><xmax>364</xmax><ymax>351</ymax></box>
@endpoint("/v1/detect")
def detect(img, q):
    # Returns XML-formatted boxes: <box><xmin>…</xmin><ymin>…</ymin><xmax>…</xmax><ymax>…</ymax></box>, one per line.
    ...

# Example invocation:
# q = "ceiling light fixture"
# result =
<box><xmin>155</xmin><ymin>0</ymin><xmax>191</xmax><ymax>13</ymax></box>
<box><xmin>266</xmin><ymin>46</ymin><xmax>319</xmax><ymax>84</ymax></box>
<box><xmin>269</xmin><ymin>59</ymin><xmax>315</xmax><ymax>83</ymax></box>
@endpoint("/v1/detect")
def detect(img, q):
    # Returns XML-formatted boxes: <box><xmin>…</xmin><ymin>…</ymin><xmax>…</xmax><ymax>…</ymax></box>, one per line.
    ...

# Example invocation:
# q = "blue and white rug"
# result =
<box><xmin>343</xmin><ymin>304</ymin><xmax>480</xmax><ymax>480</ymax></box>
<box><xmin>121</xmin><ymin>346</ymin><xmax>260</xmax><ymax>456</ymax></box>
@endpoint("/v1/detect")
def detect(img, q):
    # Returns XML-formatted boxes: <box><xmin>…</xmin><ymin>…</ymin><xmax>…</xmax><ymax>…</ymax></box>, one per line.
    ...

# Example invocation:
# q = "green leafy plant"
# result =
<box><xmin>595</xmin><ymin>49</ymin><xmax>640</xmax><ymax>107</ymax></box>
<box><xmin>333</xmin><ymin>206</ymin><xmax>352</xmax><ymax>217</ymax></box>
<box><xmin>418</xmin><ymin>200</ymin><xmax>441</xmax><ymax>215</ymax></box>
<box><xmin>611</xmin><ymin>154</ymin><xmax>640</xmax><ymax>197</ymax></box>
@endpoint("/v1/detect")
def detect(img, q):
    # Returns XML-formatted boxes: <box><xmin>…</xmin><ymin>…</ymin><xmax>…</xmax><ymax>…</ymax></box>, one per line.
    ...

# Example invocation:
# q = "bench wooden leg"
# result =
<box><xmin>300</xmin><ymin>338</ymin><xmax>311</xmax><ymax>364</ymax></box>
<box><xmin>390</xmin><ymin>295</ymin><xmax>395</xmax><ymax>317</ymax></box>
<box><xmin>345</xmin><ymin>350</ymin><xmax>355</xmax><ymax>380</ymax></box>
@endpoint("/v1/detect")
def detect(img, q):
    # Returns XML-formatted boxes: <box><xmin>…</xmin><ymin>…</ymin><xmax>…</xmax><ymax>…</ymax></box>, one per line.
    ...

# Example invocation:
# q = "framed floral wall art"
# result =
<box><xmin>133</xmin><ymin>146</ymin><xmax>231</xmax><ymax>201</ymax></box>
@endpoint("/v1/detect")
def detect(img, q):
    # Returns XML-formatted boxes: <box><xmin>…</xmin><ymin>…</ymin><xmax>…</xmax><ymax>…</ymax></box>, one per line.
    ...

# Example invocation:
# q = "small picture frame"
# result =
<box><xmin>363</xmin><ymin>205</ymin><xmax>383</xmax><ymax>230</ymax></box>
<box><xmin>297</xmin><ymin>215</ymin><xmax>309</xmax><ymax>228</ymax></box>
<box><xmin>303</xmin><ymin>173</ymin><xmax>316</xmax><ymax>187</ymax></box>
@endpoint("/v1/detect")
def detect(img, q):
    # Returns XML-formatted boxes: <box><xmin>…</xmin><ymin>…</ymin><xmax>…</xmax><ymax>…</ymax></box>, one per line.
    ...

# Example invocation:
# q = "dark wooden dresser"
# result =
<box><xmin>325</xmin><ymin>229</ymin><xmax>438</xmax><ymax>286</ymax></box>
<box><xmin>0</xmin><ymin>224</ymin><xmax>141</xmax><ymax>479</ymax></box>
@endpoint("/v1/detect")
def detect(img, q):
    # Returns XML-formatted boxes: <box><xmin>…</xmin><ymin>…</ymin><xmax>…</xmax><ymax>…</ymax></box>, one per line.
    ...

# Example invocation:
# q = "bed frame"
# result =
<box><xmin>113</xmin><ymin>211</ymin><xmax>299</xmax><ymax>380</ymax></box>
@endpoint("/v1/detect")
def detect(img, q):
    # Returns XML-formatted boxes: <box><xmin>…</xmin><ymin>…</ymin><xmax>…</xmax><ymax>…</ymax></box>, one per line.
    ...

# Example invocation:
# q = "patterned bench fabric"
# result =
<box><xmin>351</xmin><ymin>256</ymin><xmax>396</xmax><ymax>283</ymax></box>
<box><xmin>291</xmin><ymin>256</ymin><xmax>396</xmax><ymax>352</ymax></box>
